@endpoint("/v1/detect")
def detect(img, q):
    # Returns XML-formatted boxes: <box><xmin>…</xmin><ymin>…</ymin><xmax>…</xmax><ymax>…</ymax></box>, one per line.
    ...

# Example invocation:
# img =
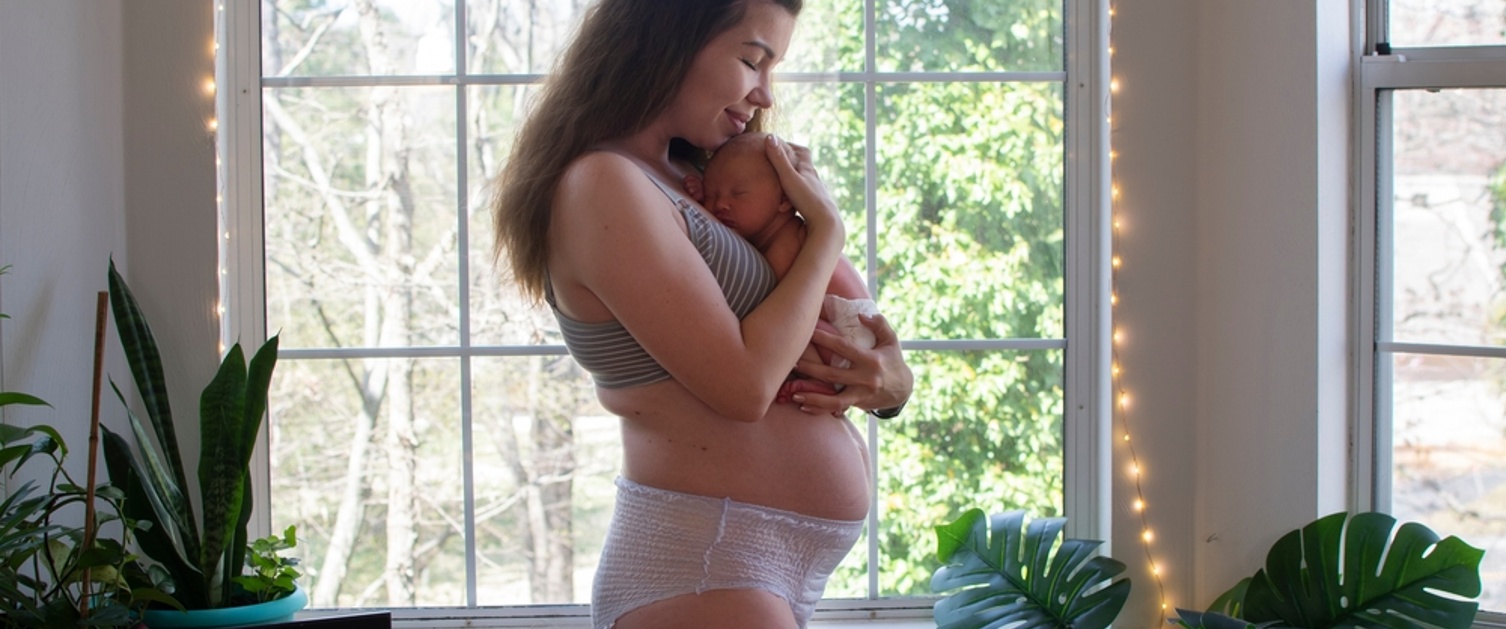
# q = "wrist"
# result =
<box><xmin>870</xmin><ymin>399</ymin><xmax>907</xmax><ymax>419</ymax></box>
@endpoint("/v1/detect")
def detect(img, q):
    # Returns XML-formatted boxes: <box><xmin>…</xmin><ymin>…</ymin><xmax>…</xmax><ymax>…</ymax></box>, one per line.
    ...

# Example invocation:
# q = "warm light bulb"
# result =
<box><xmin>1113</xmin><ymin>328</ymin><xmax>1123</xmax><ymax>344</ymax></box>
<box><xmin>1119</xmin><ymin>392</ymin><xmax>1130</xmax><ymax>408</ymax></box>
<box><xmin>1122</xmin><ymin>433</ymin><xmax>1130</xmax><ymax>442</ymax></box>
<box><xmin>1112</xmin><ymin>256</ymin><xmax>1122</xmax><ymax>268</ymax></box>
<box><xmin>208</xmin><ymin>118</ymin><xmax>219</xmax><ymax>132</ymax></box>
<box><xmin>1111</xmin><ymin>362</ymin><xmax>1121</xmax><ymax>376</ymax></box>
<box><xmin>1130</xmin><ymin>463</ymin><xmax>1140</xmax><ymax>476</ymax></box>
<box><xmin>1112</xmin><ymin>185</ymin><xmax>1120</xmax><ymax>199</ymax></box>
<box><xmin>1108</xmin><ymin>46</ymin><xmax>1115</xmax><ymax>56</ymax></box>
<box><xmin>1110</xmin><ymin>78</ymin><xmax>1121</xmax><ymax>93</ymax></box>
<box><xmin>1143</xmin><ymin>529</ymin><xmax>1154</xmax><ymax>542</ymax></box>
<box><xmin>1110</xmin><ymin>150</ymin><xmax>1118</xmax><ymax>160</ymax></box>
<box><xmin>205</xmin><ymin>78</ymin><xmax>217</xmax><ymax>94</ymax></box>
<box><xmin>1151</xmin><ymin>564</ymin><xmax>1161</xmax><ymax>575</ymax></box>
<box><xmin>1133</xmin><ymin>499</ymin><xmax>1144</xmax><ymax>511</ymax></box>
<box><xmin>1111</xmin><ymin>292</ymin><xmax>1119</xmax><ymax>305</ymax></box>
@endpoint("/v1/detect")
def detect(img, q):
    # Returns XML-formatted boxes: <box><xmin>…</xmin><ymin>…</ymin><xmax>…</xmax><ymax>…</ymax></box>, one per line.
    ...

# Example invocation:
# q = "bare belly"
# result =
<box><xmin>598</xmin><ymin>380</ymin><xmax>872</xmax><ymax>522</ymax></box>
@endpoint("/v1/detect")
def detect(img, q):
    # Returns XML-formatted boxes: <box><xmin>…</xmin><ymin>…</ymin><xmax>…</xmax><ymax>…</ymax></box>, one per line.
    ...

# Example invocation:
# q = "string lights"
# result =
<box><xmin>212</xmin><ymin>1</ymin><xmax>227</xmax><ymax>356</ymax></box>
<box><xmin>1108</xmin><ymin>0</ymin><xmax>1170</xmax><ymax>619</ymax></box>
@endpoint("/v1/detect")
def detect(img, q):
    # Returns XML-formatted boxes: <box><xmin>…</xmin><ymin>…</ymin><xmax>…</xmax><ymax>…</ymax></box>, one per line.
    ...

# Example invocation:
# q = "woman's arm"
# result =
<box><xmin>549</xmin><ymin>146</ymin><xmax>843</xmax><ymax>422</ymax></box>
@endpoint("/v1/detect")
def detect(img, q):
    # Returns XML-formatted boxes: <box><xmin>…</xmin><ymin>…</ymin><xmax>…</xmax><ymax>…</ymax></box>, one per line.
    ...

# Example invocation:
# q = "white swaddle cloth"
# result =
<box><xmin>821</xmin><ymin>295</ymin><xmax>881</xmax><ymax>377</ymax></box>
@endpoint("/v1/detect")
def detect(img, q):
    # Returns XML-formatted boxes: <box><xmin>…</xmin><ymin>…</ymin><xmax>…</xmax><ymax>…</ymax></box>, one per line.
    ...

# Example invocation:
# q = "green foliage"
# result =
<box><xmin>98</xmin><ymin>259</ymin><xmax>288</xmax><ymax>610</ymax></box>
<box><xmin>233</xmin><ymin>526</ymin><xmax>301</xmax><ymax>604</ymax></box>
<box><xmin>1183</xmin><ymin>512</ymin><xmax>1483</xmax><ymax>629</ymax></box>
<box><xmin>930</xmin><ymin>508</ymin><xmax>1129</xmax><ymax>629</ymax></box>
<box><xmin>0</xmin><ymin>423</ymin><xmax>167</xmax><ymax>627</ymax></box>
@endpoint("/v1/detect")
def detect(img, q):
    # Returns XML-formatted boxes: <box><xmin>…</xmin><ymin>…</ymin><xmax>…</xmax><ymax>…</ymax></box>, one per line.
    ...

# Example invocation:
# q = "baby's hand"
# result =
<box><xmin>682</xmin><ymin>173</ymin><xmax>706</xmax><ymax>204</ymax></box>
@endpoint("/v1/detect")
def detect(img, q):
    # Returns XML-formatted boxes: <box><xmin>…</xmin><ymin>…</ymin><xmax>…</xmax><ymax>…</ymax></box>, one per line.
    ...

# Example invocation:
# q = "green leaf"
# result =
<box><xmin>1242</xmin><ymin>511</ymin><xmax>1483</xmax><ymax>629</ymax></box>
<box><xmin>931</xmin><ymin>509</ymin><xmax>1130</xmax><ymax>629</ymax></box>
<box><xmin>198</xmin><ymin>343</ymin><xmax>248</xmax><ymax>606</ymax></box>
<box><xmin>101</xmin><ymin>426</ymin><xmax>209</xmax><ymax>609</ymax></box>
<box><xmin>0</xmin><ymin>392</ymin><xmax>50</xmax><ymax>408</ymax></box>
<box><xmin>108</xmin><ymin>258</ymin><xmax>192</xmax><ymax>502</ymax></box>
<box><xmin>112</xmin><ymin>379</ymin><xmax>201</xmax><ymax>563</ymax></box>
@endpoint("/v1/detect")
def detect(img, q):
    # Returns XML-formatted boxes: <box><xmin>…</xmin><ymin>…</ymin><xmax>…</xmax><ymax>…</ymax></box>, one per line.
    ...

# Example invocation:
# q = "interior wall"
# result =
<box><xmin>0</xmin><ymin>0</ymin><xmax>127</xmax><ymax>463</ymax></box>
<box><xmin>1191</xmin><ymin>0</ymin><xmax>1352</xmax><ymax>607</ymax></box>
<box><xmin>0</xmin><ymin>0</ymin><xmax>218</xmax><ymax>485</ymax></box>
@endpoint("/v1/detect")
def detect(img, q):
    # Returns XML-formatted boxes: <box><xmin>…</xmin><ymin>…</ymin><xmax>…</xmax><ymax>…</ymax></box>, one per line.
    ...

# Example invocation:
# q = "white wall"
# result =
<box><xmin>1</xmin><ymin>0</ymin><xmax>1356</xmax><ymax>625</ymax></box>
<box><xmin>0</xmin><ymin>0</ymin><xmax>218</xmax><ymax>485</ymax></box>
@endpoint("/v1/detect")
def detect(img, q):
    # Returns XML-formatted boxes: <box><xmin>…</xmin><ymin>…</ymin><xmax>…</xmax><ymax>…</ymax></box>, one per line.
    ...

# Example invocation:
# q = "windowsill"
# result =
<box><xmin>309</xmin><ymin>600</ymin><xmax>937</xmax><ymax>628</ymax></box>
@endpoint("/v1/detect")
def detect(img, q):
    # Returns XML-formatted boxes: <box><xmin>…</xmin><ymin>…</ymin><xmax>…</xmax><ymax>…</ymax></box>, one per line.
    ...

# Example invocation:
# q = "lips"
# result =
<box><xmin>726</xmin><ymin>110</ymin><xmax>750</xmax><ymax>134</ymax></box>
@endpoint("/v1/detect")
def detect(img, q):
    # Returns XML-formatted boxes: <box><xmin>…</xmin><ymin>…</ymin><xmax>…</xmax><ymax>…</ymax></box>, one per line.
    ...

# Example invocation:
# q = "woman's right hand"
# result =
<box><xmin>764</xmin><ymin>135</ymin><xmax>842</xmax><ymax>237</ymax></box>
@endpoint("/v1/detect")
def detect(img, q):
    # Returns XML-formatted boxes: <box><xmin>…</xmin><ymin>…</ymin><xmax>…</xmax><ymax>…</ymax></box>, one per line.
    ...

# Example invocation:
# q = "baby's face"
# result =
<box><xmin>702</xmin><ymin>140</ymin><xmax>789</xmax><ymax>239</ymax></box>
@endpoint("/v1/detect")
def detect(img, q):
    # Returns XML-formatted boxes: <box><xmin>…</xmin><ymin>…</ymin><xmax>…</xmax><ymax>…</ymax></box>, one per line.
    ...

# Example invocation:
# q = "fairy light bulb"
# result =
<box><xmin>1109</xmin><ymin>1</ymin><xmax>1170</xmax><ymax>619</ymax></box>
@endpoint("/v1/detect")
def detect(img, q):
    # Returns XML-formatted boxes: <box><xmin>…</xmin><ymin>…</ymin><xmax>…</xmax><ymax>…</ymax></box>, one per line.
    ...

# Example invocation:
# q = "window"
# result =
<box><xmin>1359</xmin><ymin>0</ymin><xmax>1506</xmax><ymax>617</ymax></box>
<box><xmin>223</xmin><ymin>0</ymin><xmax>1106</xmax><ymax>622</ymax></box>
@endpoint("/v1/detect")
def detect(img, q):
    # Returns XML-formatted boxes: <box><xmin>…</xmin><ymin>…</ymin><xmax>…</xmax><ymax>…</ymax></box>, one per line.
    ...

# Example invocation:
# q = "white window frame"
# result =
<box><xmin>220</xmin><ymin>0</ymin><xmax>1111</xmax><ymax>624</ymax></box>
<box><xmin>1354</xmin><ymin>1</ymin><xmax>1506</xmax><ymax>626</ymax></box>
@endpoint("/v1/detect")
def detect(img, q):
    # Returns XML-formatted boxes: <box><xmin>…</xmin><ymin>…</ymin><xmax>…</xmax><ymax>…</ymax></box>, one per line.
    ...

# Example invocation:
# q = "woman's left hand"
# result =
<box><xmin>786</xmin><ymin>313</ymin><xmax>913</xmax><ymax>416</ymax></box>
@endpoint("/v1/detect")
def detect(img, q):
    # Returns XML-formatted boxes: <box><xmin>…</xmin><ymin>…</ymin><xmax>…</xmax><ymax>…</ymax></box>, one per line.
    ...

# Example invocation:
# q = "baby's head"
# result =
<box><xmin>702</xmin><ymin>132</ymin><xmax>793</xmax><ymax>239</ymax></box>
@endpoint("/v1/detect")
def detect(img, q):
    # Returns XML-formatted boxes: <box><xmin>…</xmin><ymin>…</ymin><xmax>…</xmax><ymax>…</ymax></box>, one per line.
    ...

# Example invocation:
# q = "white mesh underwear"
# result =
<box><xmin>590</xmin><ymin>477</ymin><xmax>864</xmax><ymax>628</ymax></box>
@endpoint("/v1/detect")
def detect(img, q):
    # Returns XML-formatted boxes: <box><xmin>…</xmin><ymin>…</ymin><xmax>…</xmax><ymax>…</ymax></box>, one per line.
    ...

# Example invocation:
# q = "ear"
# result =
<box><xmin>779</xmin><ymin>193</ymin><xmax>793</xmax><ymax>214</ymax></box>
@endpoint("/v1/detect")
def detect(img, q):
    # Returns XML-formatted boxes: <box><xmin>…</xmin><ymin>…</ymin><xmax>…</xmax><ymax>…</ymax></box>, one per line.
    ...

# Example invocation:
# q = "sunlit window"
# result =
<box><xmin>237</xmin><ymin>0</ymin><xmax>1098</xmax><ymax>618</ymax></box>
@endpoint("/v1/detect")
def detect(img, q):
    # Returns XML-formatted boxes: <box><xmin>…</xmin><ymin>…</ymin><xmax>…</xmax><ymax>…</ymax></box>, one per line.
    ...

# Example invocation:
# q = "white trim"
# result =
<box><xmin>218</xmin><ymin>0</ymin><xmax>270</xmax><ymax>539</ymax></box>
<box><xmin>1378</xmin><ymin>341</ymin><xmax>1506</xmax><ymax>359</ymax></box>
<box><xmin>1062</xmin><ymin>0</ymin><xmax>1112</xmax><ymax>544</ymax></box>
<box><xmin>259</xmin><ymin>71</ymin><xmax>1067</xmax><ymax>89</ymax></box>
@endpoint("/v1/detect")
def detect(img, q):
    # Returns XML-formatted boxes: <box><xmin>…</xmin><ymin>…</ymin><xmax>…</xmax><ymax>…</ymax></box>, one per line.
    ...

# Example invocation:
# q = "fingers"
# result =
<box><xmin>861</xmin><ymin>313</ymin><xmax>899</xmax><ymax>346</ymax></box>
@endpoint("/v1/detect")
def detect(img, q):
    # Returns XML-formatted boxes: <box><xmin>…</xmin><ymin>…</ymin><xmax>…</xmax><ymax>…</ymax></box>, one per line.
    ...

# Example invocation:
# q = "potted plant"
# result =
<box><xmin>1170</xmin><ymin>511</ymin><xmax>1483</xmax><ymax>629</ymax></box>
<box><xmin>930</xmin><ymin>508</ymin><xmax>1132</xmax><ymax>629</ymax></box>
<box><xmin>97</xmin><ymin>261</ymin><xmax>304</xmax><ymax>627</ymax></box>
<box><xmin>0</xmin><ymin>265</ymin><xmax>171</xmax><ymax>627</ymax></box>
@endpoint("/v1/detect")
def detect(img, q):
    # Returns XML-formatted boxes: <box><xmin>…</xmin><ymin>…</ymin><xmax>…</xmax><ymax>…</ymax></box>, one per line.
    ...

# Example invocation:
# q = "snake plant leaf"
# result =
<box><xmin>932</xmin><ymin>509</ymin><xmax>1131</xmax><ymax>629</ymax></box>
<box><xmin>101</xmin><ymin>426</ymin><xmax>209</xmax><ymax>608</ymax></box>
<box><xmin>108</xmin><ymin>258</ymin><xmax>191</xmax><ymax>502</ymax></box>
<box><xmin>198</xmin><ymin>342</ymin><xmax>248</xmax><ymax>606</ymax></box>
<box><xmin>227</xmin><ymin>334</ymin><xmax>279</xmax><ymax>591</ymax></box>
<box><xmin>112</xmin><ymin>379</ymin><xmax>200</xmax><ymax>564</ymax></box>
<box><xmin>1241</xmin><ymin>511</ymin><xmax>1483</xmax><ymax>629</ymax></box>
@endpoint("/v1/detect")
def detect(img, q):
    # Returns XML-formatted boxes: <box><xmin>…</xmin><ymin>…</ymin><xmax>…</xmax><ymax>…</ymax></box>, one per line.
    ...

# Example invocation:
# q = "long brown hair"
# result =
<box><xmin>489</xmin><ymin>0</ymin><xmax>802</xmax><ymax>302</ymax></box>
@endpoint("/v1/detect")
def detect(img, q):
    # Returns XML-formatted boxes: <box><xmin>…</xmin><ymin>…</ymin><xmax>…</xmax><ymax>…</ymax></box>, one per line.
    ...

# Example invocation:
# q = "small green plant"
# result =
<box><xmin>1172</xmin><ymin>512</ymin><xmax>1483</xmax><ymax>629</ymax></box>
<box><xmin>233</xmin><ymin>526</ymin><xmax>301</xmax><ymax>604</ymax></box>
<box><xmin>930</xmin><ymin>508</ymin><xmax>1131</xmax><ymax>629</ymax></box>
<box><xmin>0</xmin><ymin>266</ymin><xmax>171</xmax><ymax>628</ymax></box>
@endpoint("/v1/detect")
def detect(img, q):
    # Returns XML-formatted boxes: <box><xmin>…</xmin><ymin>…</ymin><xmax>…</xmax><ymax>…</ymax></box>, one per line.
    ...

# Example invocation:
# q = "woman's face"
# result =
<box><xmin>665</xmin><ymin>1</ymin><xmax>796</xmax><ymax>150</ymax></box>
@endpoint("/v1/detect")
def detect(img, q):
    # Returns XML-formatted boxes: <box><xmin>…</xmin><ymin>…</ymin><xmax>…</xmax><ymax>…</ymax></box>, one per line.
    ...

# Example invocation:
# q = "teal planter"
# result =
<box><xmin>143</xmin><ymin>586</ymin><xmax>308</xmax><ymax>628</ymax></box>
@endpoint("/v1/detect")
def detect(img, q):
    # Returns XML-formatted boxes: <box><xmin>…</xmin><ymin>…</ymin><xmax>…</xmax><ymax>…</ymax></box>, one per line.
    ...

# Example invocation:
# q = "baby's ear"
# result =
<box><xmin>779</xmin><ymin>193</ymin><xmax>793</xmax><ymax>213</ymax></box>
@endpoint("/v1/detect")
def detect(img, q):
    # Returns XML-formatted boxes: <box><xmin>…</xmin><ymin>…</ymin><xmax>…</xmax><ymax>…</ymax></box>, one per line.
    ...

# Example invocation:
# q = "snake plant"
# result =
<box><xmin>1172</xmin><ymin>511</ymin><xmax>1483</xmax><ymax>629</ymax></box>
<box><xmin>931</xmin><ymin>508</ymin><xmax>1131</xmax><ymax>629</ymax></box>
<box><xmin>98</xmin><ymin>259</ymin><xmax>281</xmax><ymax>610</ymax></box>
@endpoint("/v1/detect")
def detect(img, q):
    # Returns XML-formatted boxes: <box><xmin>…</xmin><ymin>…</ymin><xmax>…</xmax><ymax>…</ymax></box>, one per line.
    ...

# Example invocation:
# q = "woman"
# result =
<box><xmin>490</xmin><ymin>0</ymin><xmax>914</xmax><ymax>627</ymax></box>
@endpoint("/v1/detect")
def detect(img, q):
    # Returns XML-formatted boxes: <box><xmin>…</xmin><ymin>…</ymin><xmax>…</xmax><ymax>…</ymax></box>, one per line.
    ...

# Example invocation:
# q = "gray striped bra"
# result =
<box><xmin>545</xmin><ymin>174</ymin><xmax>778</xmax><ymax>389</ymax></box>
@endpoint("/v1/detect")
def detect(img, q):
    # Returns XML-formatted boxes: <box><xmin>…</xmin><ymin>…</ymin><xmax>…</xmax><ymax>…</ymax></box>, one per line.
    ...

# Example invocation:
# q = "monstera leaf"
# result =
<box><xmin>1235</xmin><ymin>511</ymin><xmax>1482</xmax><ymax>629</ymax></box>
<box><xmin>931</xmin><ymin>508</ymin><xmax>1130</xmax><ymax>629</ymax></box>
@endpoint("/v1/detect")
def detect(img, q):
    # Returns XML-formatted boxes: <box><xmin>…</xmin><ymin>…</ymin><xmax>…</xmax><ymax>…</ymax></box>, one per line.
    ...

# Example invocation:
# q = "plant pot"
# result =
<box><xmin>142</xmin><ymin>586</ymin><xmax>308</xmax><ymax>629</ymax></box>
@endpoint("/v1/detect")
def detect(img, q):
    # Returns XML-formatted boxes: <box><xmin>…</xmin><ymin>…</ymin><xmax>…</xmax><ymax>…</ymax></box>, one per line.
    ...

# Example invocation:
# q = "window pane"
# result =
<box><xmin>1388</xmin><ymin>353</ymin><xmax>1506</xmax><ymax>609</ymax></box>
<box><xmin>873</xmin><ymin>349</ymin><xmax>1064</xmax><ymax>596</ymax></box>
<box><xmin>783</xmin><ymin>0</ymin><xmax>864</xmax><ymax>73</ymax></box>
<box><xmin>465</xmin><ymin>0</ymin><xmax>586</xmax><ymax>75</ymax></box>
<box><xmin>269</xmin><ymin>358</ymin><xmax>465</xmax><ymax>607</ymax></box>
<box><xmin>1390</xmin><ymin>89</ymin><xmax>1506</xmax><ymax>347</ymax></box>
<box><xmin>769</xmin><ymin>82</ymin><xmax>869</xmax><ymax>277</ymax></box>
<box><xmin>1389</xmin><ymin>0</ymin><xmax>1506</xmax><ymax>47</ymax></box>
<box><xmin>264</xmin><ymin>86</ymin><xmax>460</xmax><ymax>349</ymax></box>
<box><xmin>263</xmin><ymin>1</ymin><xmax>455</xmax><ymax>77</ymax></box>
<box><xmin>467</xmin><ymin>85</ymin><xmax>561</xmax><ymax>347</ymax></box>
<box><xmin>472</xmin><ymin>356</ymin><xmax>615</xmax><ymax>606</ymax></box>
<box><xmin>878</xmin><ymin>0</ymin><xmax>1063</xmax><ymax>73</ymax></box>
<box><xmin>878</xmin><ymin>82</ymin><xmax>1065</xmax><ymax>341</ymax></box>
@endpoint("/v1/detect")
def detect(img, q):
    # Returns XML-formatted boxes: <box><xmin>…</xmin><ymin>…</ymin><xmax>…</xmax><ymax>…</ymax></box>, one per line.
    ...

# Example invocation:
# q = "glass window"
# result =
<box><xmin>1364</xmin><ymin>1</ymin><xmax>1506</xmax><ymax>615</ymax></box>
<box><xmin>240</xmin><ymin>0</ymin><xmax>1095</xmax><ymax>617</ymax></box>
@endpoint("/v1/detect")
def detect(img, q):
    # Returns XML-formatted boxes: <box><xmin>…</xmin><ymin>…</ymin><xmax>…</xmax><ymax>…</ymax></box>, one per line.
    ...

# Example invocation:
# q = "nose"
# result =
<box><xmin>748</xmin><ymin>76</ymin><xmax>774</xmax><ymax>109</ymax></box>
